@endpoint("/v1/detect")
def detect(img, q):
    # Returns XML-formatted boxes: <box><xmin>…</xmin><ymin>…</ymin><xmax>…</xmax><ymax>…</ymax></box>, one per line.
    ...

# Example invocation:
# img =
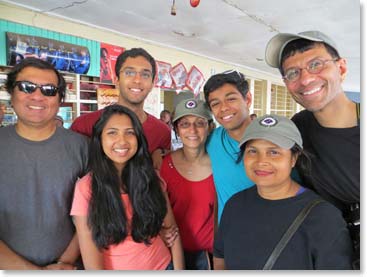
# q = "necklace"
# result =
<box><xmin>221</xmin><ymin>129</ymin><xmax>240</xmax><ymax>162</ymax></box>
<box><xmin>181</xmin><ymin>150</ymin><xmax>201</xmax><ymax>176</ymax></box>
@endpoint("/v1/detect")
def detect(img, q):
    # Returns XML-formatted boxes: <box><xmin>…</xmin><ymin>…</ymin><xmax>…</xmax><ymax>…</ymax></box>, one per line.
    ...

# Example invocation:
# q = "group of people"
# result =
<box><xmin>0</xmin><ymin>30</ymin><xmax>359</xmax><ymax>270</ymax></box>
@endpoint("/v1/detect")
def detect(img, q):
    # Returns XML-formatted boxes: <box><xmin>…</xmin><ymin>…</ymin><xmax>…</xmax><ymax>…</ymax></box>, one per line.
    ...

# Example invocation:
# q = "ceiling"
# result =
<box><xmin>1</xmin><ymin>0</ymin><xmax>361</xmax><ymax>92</ymax></box>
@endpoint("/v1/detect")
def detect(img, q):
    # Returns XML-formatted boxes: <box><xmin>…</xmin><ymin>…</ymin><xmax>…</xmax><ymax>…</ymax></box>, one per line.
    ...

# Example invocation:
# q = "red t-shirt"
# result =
<box><xmin>160</xmin><ymin>154</ymin><xmax>215</xmax><ymax>252</ymax></box>
<box><xmin>70</xmin><ymin>108</ymin><xmax>171</xmax><ymax>153</ymax></box>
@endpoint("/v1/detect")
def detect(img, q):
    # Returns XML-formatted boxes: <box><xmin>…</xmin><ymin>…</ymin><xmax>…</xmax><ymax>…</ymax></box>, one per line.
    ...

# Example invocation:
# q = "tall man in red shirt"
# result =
<box><xmin>71</xmin><ymin>48</ymin><xmax>171</xmax><ymax>169</ymax></box>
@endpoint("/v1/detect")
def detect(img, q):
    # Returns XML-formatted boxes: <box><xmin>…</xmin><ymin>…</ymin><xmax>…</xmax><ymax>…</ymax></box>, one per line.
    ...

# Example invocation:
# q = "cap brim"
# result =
<box><xmin>265</xmin><ymin>33</ymin><xmax>323</xmax><ymax>68</ymax></box>
<box><xmin>239</xmin><ymin>132</ymin><xmax>296</xmax><ymax>150</ymax></box>
<box><xmin>173</xmin><ymin>113</ymin><xmax>209</xmax><ymax>123</ymax></box>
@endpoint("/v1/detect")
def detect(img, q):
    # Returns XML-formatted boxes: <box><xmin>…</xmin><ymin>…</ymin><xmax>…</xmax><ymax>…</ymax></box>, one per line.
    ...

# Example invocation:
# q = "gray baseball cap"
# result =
<box><xmin>239</xmin><ymin>114</ymin><xmax>303</xmax><ymax>150</ymax></box>
<box><xmin>173</xmin><ymin>98</ymin><xmax>212</xmax><ymax>123</ymax></box>
<box><xmin>265</xmin><ymin>30</ymin><xmax>339</xmax><ymax>68</ymax></box>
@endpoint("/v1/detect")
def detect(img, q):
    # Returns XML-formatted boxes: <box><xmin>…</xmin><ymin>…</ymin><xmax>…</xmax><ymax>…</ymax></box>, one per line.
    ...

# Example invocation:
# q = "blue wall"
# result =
<box><xmin>345</xmin><ymin>91</ymin><xmax>360</xmax><ymax>103</ymax></box>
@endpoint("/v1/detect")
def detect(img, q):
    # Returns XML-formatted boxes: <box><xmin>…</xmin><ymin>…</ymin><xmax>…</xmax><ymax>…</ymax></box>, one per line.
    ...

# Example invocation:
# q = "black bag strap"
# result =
<box><xmin>356</xmin><ymin>102</ymin><xmax>360</xmax><ymax>126</ymax></box>
<box><xmin>263</xmin><ymin>199</ymin><xmax>325</xmax><ymax>270</ymax></box>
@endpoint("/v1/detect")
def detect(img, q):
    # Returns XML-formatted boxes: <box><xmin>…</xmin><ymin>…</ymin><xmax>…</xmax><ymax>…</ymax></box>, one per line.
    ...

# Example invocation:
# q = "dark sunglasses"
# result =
<box><xmin>15</xmin><ymin>81</ymin><xmax>59</xmax><ymax>97</ymax></box>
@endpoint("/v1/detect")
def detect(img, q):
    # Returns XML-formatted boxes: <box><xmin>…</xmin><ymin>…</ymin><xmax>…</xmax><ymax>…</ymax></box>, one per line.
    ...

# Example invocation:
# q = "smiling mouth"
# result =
<box><xmin>28</xmin><ymin>105</ymin><xmax>45</xmax><ymax>110</ymax></box>
<box><xmin>255</xmin><ymin>170</ymin><xmax>272</xmax><ymax>176</ymax></box>
<box><xmin>130</xmin><ymin>88</ymin><xmax>142</xmax><ymax>93</ymax></box>
<box><xmin>113</xmin><ymin>148</ymin><xmax>129</xmax><ymax>155</ymax></box>
<box><xmin>301</xmin><ymin>86</ymin><xmax>322</xmax><ymax>96</ymax></box>
<box><xmin>221</xmin><ymin>114</ymin><xmax>234</xmax><ymax>121</ymax></box>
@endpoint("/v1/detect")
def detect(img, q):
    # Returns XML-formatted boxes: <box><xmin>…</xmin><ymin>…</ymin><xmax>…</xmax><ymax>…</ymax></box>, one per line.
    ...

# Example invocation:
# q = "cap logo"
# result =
<box><xmin>260</xmin><ymin>116</ymin><xmax>278</xmax><ymax>127</ymax></box>
<box><xmin>185</xmin><ymin>100</ymin><xmax>197</xmax><ymax>109</ymax></box>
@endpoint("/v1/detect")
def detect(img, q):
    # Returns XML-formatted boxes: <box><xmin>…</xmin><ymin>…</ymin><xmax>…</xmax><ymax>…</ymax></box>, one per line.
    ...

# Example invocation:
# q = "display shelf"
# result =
<box><xmin>0</xmin><ymin>66</ymin><xmax>16</xmax><ymax>126</ymax></box>
<box><xmin>62</xmin><ymin>73</ymin><xmax>115</xmax><ymax>122</ymax></box>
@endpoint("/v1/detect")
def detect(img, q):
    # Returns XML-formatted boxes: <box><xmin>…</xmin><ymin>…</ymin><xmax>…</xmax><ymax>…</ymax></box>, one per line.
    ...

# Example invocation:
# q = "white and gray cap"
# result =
<box><xmin>265</xmin><ymin>30</ymin><xmax>339</xmax><ymax>68</ymax></box>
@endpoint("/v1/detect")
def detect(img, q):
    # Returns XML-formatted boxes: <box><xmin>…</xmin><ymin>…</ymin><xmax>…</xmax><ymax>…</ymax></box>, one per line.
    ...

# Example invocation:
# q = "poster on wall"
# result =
<box><xmin>143</xmin><ymin>87</ymin><xmax>161</xmax><ymax>118</ymax></box>
<box><xmin>155</xmin><ymin>61</ymin><xmax>173</xmax><ymax>88</ymax></box>
<box><xmin>170</xmin><ymin>62</ymin><xmax>188</xmax><ymax>90</ymax></box>
<box><xmin>186</xmin><ymin>65</ymin><xmax>205</xmax><ymax>96</ymax></box>
<box><xmin>97</xmin><ymin>88</ymin><xmax>119</xmax><ymax>109</ymax></box>
<box><xmin>6</xmin><ymin>32</ymin><xmax>91</xmax><ymax>74</ymax></box>
<box><xmin>100</xmin><ymin>43</ymin><xmax>125</xmax><ymax>84</ymax></box>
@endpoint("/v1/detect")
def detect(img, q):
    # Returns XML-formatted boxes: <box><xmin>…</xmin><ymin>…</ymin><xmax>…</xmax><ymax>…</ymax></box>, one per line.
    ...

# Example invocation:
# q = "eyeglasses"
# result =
<box><xmin>283</xmin><ymin>58</ymin><xmax>338</xmax><ymax>82</ymax></box>
<box><xmin>120</xmin><ymin>68</ymin><xmax>152</xmax><ymax>80</ymax></box>
<box><xmin>177</xmin><ymin>120</ymin><xmax>208</xmax><ymax>129</ymax></box>
<box><xmin>14</xmin><ymin>81</ymin><xmax>59</xmax><ymax>96</ymax></box>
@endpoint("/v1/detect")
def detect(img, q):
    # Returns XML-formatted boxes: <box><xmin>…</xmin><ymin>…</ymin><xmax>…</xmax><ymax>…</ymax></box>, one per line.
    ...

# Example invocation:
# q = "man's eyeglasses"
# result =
<box><xmin>177</xmin><ymin>120</ymin><xmax>208</xmax><ymax>129</ymax></box>
<box><xmin>283</xmin><ymin>58</ymin><xmax>338</xmax><ymax>82</ymax></box>
<box><xmin>120</xmin><ymin>68</ymin><xmax>152</xmax><ymax>80</ymax></box>
<box><xmin>15</xmin><ymin>81</ymin><xmax>59</xmax><ymax>97</ymax></box>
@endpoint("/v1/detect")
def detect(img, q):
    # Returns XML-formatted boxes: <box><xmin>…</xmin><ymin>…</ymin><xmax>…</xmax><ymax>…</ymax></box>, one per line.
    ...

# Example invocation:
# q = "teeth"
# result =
<box><xmin>130</xmin><ymin>88</ymin><xmax>141</xmax><ymax>92</ymax></box>
<box><xmin>28</xmin><ymin>105</ymin><xmax>44</xmax><ymax>110</ymax></box>
<box><xmin>303</xmin><ymin>87</ymin><xmax>321</xmax><ymax>95</ymax></box>
<box><xmin>222</xmin><ymin>115</ymin><xmax>233</xmax><ymax>120</ymax></box>
<box><xmin>113</xmin><ymin>149</ymin><xmax>128</xmax><ymax>154</ymax></box>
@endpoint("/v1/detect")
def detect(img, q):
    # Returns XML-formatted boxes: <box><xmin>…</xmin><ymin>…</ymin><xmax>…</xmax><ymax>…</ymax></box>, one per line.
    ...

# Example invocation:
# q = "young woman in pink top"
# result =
<box><xmin>71</xmin><ymin>104</ymin><xmax>184</xmax><ymax>270</ymax></box>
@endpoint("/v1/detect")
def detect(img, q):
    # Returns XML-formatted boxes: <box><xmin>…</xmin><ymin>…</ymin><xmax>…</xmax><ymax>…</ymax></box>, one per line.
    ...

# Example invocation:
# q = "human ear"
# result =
<box><xmin>337</xmin><ymin>58</ymin><xmax>348</xmax><ymax>82</ymax></box>
<box><xmin>291</xmin><ymin>152</ymin><xmax>299</xmax><ymax>168</ymax></box>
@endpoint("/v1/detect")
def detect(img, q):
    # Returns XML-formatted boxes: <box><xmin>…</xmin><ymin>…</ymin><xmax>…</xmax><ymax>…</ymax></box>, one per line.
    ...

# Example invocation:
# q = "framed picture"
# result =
<box><xmin>155</xmin><ymin>61</ymin><xmax>173</xmax><ymax>88</ymax></box>
<box><xmin>170</xmin><ymin>62</ymin><xmax>188</xmax><ymax>90</ymax></box>
<box><xmin>186</xmin><ymin>65</ymin><xmax>205</xmax><ymax>96</ymax></box>
<box><xmin>100</xmin><ymin>43</ymin><xmax>125</xmax><ymax>84</ymax></box>
<box><xmin>6</xmin><ymin>32</ymin><xmax>91</xmax><ymax>74</ymax></box>
<box><xmin>97</xmin><ymin>88</ymin><xmax>119</xmax><ymax>109</ymax></box>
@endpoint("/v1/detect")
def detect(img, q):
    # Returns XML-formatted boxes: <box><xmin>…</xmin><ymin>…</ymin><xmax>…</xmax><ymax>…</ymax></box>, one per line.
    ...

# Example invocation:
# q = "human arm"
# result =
<box><xmin>44</xmin><ymin>233</ymin><xmax>80</xmax><ymax>270</ymax></box>
<box><xmin>214</xmin><ymin>189</ymin><xmax>219</xmax><ymax>235</ymax></box>
<box><xmin>0</xmin><ymin>239</ymin><xmax>77</xmax><ymax>270</ymax></box>
<box><xmin>213</xmin><ymin>257</ymin><xmax>226</xmax><ymax>270</ymax></box>
<box><xmin>0</xmin><ymin>240</ymin><xmax>42</xmax><ymax>270</ymax></box>
<box><xmin>152</xmin><ymin>148</ymin><xmax>164</xmax><ymax>170</ymax></box>
<box><xmin>162</xmin><ymin>192</ymin><xmax>185</xmax><ymax>269</ymax></box>
<box><xmin>73</xmin><ymin>216</ymin><xmax>104</xmax><ymax>269</ymax></box>
<box><xmin>311</xmin><ymin>204</ymin><xmax>354</xmax><ymax>269</ymax></box>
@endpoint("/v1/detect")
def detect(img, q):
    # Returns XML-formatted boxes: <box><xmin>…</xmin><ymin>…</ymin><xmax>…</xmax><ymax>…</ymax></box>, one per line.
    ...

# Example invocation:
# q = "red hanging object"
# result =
<box><xmin>190</xmin><ymin>0</ymin><xmax>200</xmax><ymax>8</ymax></box>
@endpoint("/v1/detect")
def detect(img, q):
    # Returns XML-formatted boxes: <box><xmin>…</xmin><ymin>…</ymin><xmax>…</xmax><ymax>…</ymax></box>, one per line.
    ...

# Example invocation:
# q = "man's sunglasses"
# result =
<box><xmin>15</xmin><ymin>81</ymin><xmax>59</xmax><ymax>97</ymax></box>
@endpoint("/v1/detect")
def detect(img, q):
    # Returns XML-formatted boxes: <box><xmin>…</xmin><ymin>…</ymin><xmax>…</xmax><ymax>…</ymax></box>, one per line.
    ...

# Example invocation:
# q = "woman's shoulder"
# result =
<box><xmin>302</xmin><ymin>190</ymin><xmax>345</xmax><ymax>225</ymax></box>
<box><xmin>226</xmin><ymin>186</ymin><xmax>257</xmax><ymax>208</ymax></box>
<box><xmin>75</xmin><ymin>173</ymin><xmax>93</xmax><ymax>194</ymax></box>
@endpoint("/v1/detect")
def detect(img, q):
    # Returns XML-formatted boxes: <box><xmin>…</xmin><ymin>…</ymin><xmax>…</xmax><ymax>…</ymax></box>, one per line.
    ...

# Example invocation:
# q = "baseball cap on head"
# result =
<box><xmin>239</xmin><ymin>114</ymin><xmax>303</xmax><ymax>150</ymax></box>
<box><xmin>173</xmin><ymin>98</ymin><xmax>212</xmax><ymax>123</ymax></box>
<box><xmin>265</xmin><ymin>30</ymin><xmax>339</xmax><ymax>68</ymax></box>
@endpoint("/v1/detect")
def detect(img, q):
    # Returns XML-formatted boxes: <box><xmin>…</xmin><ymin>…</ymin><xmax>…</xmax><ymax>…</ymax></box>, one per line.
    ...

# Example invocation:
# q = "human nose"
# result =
<box><xmin>132</xmin><ymin>72</ymin><xmax>142</xmax><ymax>82</ymax></box>
<box><xmin>298</xmin><ymin>67</ymin><xmax>316</xmax><ymax>86</ymax></box>
<box><xmin>256</xmin><ymin>152</ymin><xmax>269</xmax><ymax>164</ymax></box>
<box><xmin>29</xmin><ymin>87</ymin><xmax>45</xmax><ymax>99</ymax></box>
<box><xmin>185</xmin><ymin>122</ymin><xmax>198</xmax><ymax>132</ymax></box>
<box><xmin>219</xmin><ymin>101</ymin><xmax>230</xmax><ymax>112</ymax></box>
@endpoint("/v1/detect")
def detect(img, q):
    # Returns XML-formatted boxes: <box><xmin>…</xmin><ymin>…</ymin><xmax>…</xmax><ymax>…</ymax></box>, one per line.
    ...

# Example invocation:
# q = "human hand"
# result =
<box><xmin>152</xmin><ymin>149</ymin><xmax>164</xmax><ymax>170</ymax></box>
<box><xmin>160</xmin><ymin>223</ymin><xmax>179</xmax><ymax>248</ymax></box>
<box><xmin>43</xmin><ymin>261</ymin><xmax>77</xmax><ymax>270</ymax></box>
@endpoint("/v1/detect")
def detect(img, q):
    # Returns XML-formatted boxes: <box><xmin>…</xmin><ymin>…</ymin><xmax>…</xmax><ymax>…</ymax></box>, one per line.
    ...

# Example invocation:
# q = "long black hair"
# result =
<box><xmin>88</xmin><ymin>104</ymin><xmax>167</xmax><ymax>249</ymax></box>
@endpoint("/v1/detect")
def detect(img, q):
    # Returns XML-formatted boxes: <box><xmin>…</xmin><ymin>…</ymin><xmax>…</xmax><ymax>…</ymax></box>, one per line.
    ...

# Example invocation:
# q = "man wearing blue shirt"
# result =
<box><xmin>204</xmin><ymin>70</ymin><xmax>254</xmax><ymax>223</ymax></box>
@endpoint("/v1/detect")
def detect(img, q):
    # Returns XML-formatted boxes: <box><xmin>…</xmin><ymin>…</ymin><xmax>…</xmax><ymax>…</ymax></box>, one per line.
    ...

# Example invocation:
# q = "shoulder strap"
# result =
<box><xmin>262</xmin><ymin>199</ymin><xmax>325</xmax><ymax>270</ymax></box>
<box><xmin>356</xmin><ymin>102</ymin><xmax>360</xmax><ymax>125</ymax></box>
